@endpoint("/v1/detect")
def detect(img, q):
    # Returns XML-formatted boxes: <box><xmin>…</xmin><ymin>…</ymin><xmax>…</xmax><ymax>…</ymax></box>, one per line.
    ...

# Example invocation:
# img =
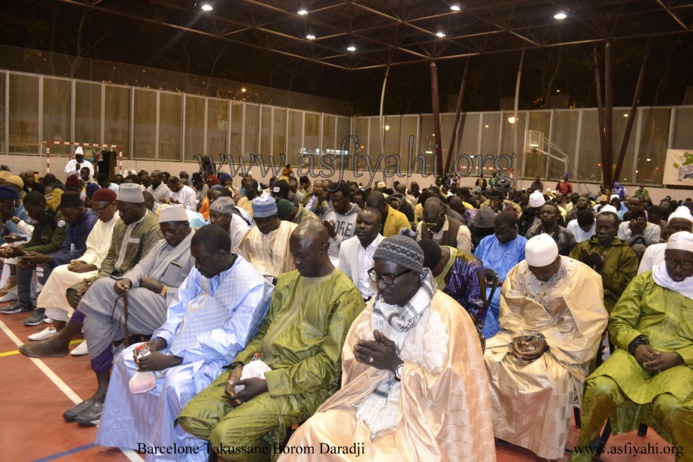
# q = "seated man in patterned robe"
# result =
<box><xmin>177</xmin><ymin>220</ymin><xmax>364</xmax><ymax>462</ymax></box>
<box><xmin>485</xmin><ymin>234</ymin><xmax>608</xmax><ymax>460</ymax></box>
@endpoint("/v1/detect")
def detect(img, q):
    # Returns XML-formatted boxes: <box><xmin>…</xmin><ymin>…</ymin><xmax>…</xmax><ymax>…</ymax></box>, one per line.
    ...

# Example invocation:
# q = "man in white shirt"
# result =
<box><xmin>617</xmin><ymin>206</ymin><xmax>660</xmax><ymax>246</ymax></box>
<box><xmin>323</xmin><ymin>181</ymin><xmax>361</xmax><ymax>265</ymax></box>
<box><xmin>145</xmin><ymin>170</ymin><xmax>171</xmax><ymax>204</ymax></box>
<box><xmin>166</xmin><ymin>176</ymin><xmax>197</xmax><ymax>211</ymax></box>
<box><xmin>64</xmin><ymin>147</ymin><xmax>94</xmax><ymax>180</ymax></box>
<box><xmin>638</xmin><ymin>206</ymin><xmax>693</xmax><ymax>274</ymax></box>
<box><xmin>208</xmin><ymin>197</ymin><xmax>251</xmax><ymax>251</ymax></box>
<box><xmin>338</xmin><ymin>207</ymin><xmax>384</xmax><ymax>301</ymax></box>
<box><xmin>567</xmin><ymin>209</ymin><xmax>597</xmax><ymax>243</ymax></box>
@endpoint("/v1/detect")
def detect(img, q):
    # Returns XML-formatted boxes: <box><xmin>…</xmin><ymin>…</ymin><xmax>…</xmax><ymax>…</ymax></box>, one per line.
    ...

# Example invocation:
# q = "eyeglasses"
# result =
<box><xmin>665</xmin><ymin>258</ymin><xmax>693</xmax><ymax>271</ymax></box>
<box><xmin>367</xmin><ymin>267</ymin><xmax>412</xmax><ymax>285</ymax></box>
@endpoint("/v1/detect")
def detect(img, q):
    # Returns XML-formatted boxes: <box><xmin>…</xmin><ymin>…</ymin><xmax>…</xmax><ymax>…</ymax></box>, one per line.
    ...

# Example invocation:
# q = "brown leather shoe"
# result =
<box><xmin>0</xmin><ymin>277</ymin><xmax>17</xmax><ymax>295</ymax></box>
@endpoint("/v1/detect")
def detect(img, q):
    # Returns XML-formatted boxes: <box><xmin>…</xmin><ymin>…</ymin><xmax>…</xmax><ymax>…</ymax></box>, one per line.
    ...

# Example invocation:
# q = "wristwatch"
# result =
<box><xmin>394</xmin><ymin>362</ymin><xmax>404</xmax><ymax>381</ymax></box>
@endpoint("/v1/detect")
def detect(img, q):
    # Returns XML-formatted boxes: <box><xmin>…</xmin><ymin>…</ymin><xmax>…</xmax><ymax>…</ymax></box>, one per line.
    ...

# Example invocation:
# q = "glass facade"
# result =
<box><xmin>2</xmin><ymin>70</ymin><xmax>692</xmax><ymax>186</ymax></box>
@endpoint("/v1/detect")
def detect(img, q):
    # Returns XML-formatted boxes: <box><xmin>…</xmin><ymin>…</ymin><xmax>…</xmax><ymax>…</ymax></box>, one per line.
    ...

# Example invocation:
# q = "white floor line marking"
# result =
<box><xmin>0</xmin><ymin>319</ymin><xmax>144</xmax><ymax>462</ymax></box>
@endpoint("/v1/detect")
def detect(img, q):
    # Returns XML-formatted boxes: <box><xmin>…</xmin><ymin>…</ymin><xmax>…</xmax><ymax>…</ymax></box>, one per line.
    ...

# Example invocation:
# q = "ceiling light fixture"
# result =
<box><xmin>306</xmin><ymin>33</ymin><xmax>316</xmax><ymax>40</ymax></box>
<box><xmin>297</xmin><ymin>8</ymin><xmax>308</xmax><ymax>16</ymax></box>
<box><xmin>554</xmin><ymin>12</ymin><xmax>567</xmax><ymax>20</ymax></box>
<box><xmin>347</xmin><ymin>45</ymin><xmax>356</xmax><ymax>52</ymax></box>
<box><xmin>200</xmin><ymin>3</ymin><xmax>213</xmax><ymax>12</ymax></box>
<box><xmin>450</xmin><ymin>4</ymin><xmax>461</xmax><ymax>12</ymax></box>
<box><xmin>436</xmin><ymin>31</ymin><xmax>446</xmax><ymax>38</ymax></box>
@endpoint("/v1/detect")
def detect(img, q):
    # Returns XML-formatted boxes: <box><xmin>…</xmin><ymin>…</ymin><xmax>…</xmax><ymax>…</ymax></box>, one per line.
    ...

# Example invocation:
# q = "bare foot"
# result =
<box><xmin>20</xmin><ymin>338</ymin><xmax>70</xmax><ymax>358</ymax></box>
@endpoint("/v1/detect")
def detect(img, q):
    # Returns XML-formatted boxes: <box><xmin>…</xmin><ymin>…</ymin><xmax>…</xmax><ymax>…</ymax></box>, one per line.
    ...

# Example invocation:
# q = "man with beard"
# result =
<box><xmin>145</xmin><ymin>170</ymin><xmax>171</xmax><ymax>204</ymax></box>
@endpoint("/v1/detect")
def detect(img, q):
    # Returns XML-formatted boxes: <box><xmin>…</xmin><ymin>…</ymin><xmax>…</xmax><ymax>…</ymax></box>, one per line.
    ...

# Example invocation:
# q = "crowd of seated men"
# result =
<box><xmin>2</xmin><ymin>152</ymin><xmax>692</xmax><ymax>462</ymax></box>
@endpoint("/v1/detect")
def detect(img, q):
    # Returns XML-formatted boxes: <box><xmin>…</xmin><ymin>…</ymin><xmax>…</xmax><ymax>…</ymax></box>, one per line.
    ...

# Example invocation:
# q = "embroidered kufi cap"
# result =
<box><xmin>251</xmin><ymin>194</ymin><xmax>278</xmax><ymax>218</ymax></box>
<box><xmin>117</xmin><ymin>183</ymin><xmax>144</xmax><ymax>203</ymax></box>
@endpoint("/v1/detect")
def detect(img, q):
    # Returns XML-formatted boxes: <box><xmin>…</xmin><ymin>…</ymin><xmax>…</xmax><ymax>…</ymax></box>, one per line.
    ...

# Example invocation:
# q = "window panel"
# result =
<box><xmin>9</xmin><ymin>74</ymin><xmax>39</xmax><ymax>154</ymax></box>
<box><xmin>244</xmin><ymin>103</ymin><xmax>260</xmax><ymax>158</ymax></box>
<box><xmin>577</xmin><ymin>109</ymin><xmax>602</xmax><ymax>183</ymax></box>
<box><xmin>184</xmin><ymin>96</ymin><xmax>205</xmax><ymax>161</ymax></box>
<box><xmin>550</xmin><ymin>110</ymin><xmax>579</xmax><ymax>180</ymax></box>
<box><xmin>635</xmin><ymin>108</ymin><xmax>670</xmax><ymax>184</ymax></box>
<box><xmin>43</xmin><ymin>78</ymin><xmax>71</xmax><ymax>157</ymax></box>
<box><xmin>273</xmin><ymin>108</ymin><xmax>286</xmax><ymax>161</ymax></box>
<box><xmin>260</xmin><ymin>106</ymin><xmax>272</xmax><ymax>159</ymax></box>
<box><xmin>207</xmin><ymin>99</ymin><xmax>228</xmax><ymax>159</ymax></box>
<box><xmin>104</xmin><ymin>85</ymin><xmax>130</xmax><ymax>158</ymax></box>
<box><xmin>133</xmin><ymin>89</ymin><xmax>156</xmax><ymax>159</ymax></box>
<box><xmin>159</xmin><ymin>92</ymin><xmax>181</xmax><ymax>161</ymax></box>
<box><xmin>287</xmin><ymin>110</ymin><xmax>303</xmax><ymax>165</ymax></box>
<box><xmin>75</xmin><ymin>82</ymin><xmax>101</xmax><ymax>145</ymax></box>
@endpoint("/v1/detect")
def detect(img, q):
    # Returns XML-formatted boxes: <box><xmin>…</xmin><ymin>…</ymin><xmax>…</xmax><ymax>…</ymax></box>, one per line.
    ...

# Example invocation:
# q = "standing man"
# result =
<box><xmin>556</xmin><ymin>173</ymin><xmax>573</xmax><ymax>195</ymax></box>
<box><xmin>64</xmin><ymin>147</ymin><xmax>94</xmax><ymax>179</ymax></box>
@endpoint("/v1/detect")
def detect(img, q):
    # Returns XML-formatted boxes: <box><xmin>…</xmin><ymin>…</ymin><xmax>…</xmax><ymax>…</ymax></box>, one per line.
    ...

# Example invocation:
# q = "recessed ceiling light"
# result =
<box><xmin>200</xmin><ymin>3</ymin><xmax>213</xmax><ymax>12</ymax></box>
<box><xmin>436</xmin><ymin>31</ymin><xmax>446</xmax><ymax>38</ymax></box>
<box><xmin>306</xmin><ymin>33</ymin><xmax>316</xmax><ymax>40</ymax></box>
<box><xmin>450</xmin><ymin>4</ymin><xmax>461</xmax><ymax>12</ymax></box>
<box><xmin>347</xmin><ymin>45</ymin><xmax>356</xmax><ymax>52</ymax></box>
<box><xmin>554</xmin><ymin>12</ymin><xmax>567</xmax><ymax>20</ymax></box>
<box><xmin>297</xmin><ymin>8</ymin><xmax>308</xmax><ymax>16</ymax></box>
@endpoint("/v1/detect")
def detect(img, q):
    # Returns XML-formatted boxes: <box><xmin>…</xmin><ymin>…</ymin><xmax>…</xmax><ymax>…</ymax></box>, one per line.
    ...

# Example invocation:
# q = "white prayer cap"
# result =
<box><xmin>666</xmin><ymin>231</ymin><xmax>693</xmax><ymax>252</ymax></box>
<box><xmin>75</xmin><ymin>146</ymin><xmax>84</xmax><ymax>155</ymax></box>
<box><xmin>525</xmin><ymin>234</ymin><xmax>558</xmax><ymax>267</ymax></box>
<box><xmin>610</xmin><ymin>194</ymin><xmax>620</xmax><ymax>201</ymax></box>
<box><xmin>668</xmin><ymin>206</ymin><xmax>693</xmax><ymax>224</ymax></box>
<box><xmin>529</xmin><ymin>190</ymin><xmax>546</xmax><ymax>208</ymax></box>
<box><xmin>599</xmin><ymin>205</ymin><xmax>618</xmax><ymax>215</ymax></box>
<box><xmin>117</xmin><ymin>183</ymin><xmax>144</xmax><ymax>203</ymax></box>
<box><xmin>159</xmin><ymin>204</ymin><xmax>188</xmax><ymax>223</ymax></box>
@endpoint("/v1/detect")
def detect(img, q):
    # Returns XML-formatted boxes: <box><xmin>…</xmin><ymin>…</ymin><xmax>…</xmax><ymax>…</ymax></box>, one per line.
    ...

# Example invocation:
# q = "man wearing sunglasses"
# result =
<box><xmin>571</xmin><ymin>231</ymin><xmax>693</xmax><ymax>461</ymax></box>
<box><xmin>282</xmin><ymin>234</ymin><xmax>495</xmax><ymax>461</ymax></box>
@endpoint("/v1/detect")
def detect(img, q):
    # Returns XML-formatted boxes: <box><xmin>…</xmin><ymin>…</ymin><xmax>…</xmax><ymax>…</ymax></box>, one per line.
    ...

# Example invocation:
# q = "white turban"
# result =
<box><xmin>668</xmin><ymin>206</ymin><xmax>693</xmax><ymax>225</ymax></box>
<box><xmin>529</xmin><ymin>190</ymin><xmax>545</xmax><ymax>208</ymax></box>
<box><xmin>666</xmin><ymin>231</ymin><xmax>693</xmax><ymax>252</ymax></box>
<box><xmin>525</xmin><ymin>234</ymin><xmax>558</xmax><ymax>267</ymax></box>
<box><xmin>159</xmin><ymin>204</ymin><xmax>188</xmax><ymax>223</ymax></box>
